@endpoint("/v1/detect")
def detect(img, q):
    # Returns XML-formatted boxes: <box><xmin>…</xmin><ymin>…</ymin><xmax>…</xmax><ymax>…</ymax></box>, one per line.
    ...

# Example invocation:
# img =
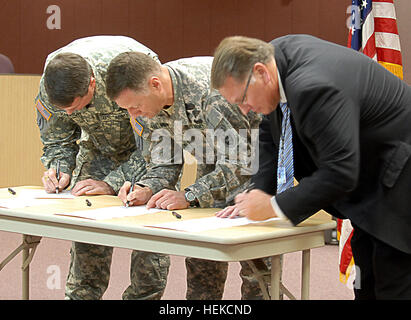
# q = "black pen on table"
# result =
<box><xmin>55</xmin><ymin>160</ymin><xmax>60</xmax><ymax>194</ymax></box>
<box><xmin>172</xmin><ymin>211</ymin><xmax>182</xmax><ymax>219</ymax></box>
<box><xmin>125</xmin><ymin>176</ymin><xmax>136</xmax><ymax>208</ymax></box>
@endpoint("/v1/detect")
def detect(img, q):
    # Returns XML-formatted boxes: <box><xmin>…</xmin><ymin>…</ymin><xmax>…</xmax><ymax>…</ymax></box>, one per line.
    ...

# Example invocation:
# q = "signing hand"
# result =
<box><xmin>42</xmin><ymin>168</ymin><xmax>70</xmax><ymax>194</ymax></box>
<box><xmin>146</xmin><ymin>190</ymin><xmax>189</xmax><ymax>210</ymax></box>
<box><xmin>71</xmin><ymin>179</ymin><xmax>115</xmax><ymax>196</ymax></box>
<box><xmin>118</xmin><ymin>181</ymin><xmax>153</xmax><ymax>206</ymax></box>
<box><xmin>235</xmin><ymin>189</ymin><xmax>277</xmax><ymax>221</ymax></box>
<box><xmin>215</xmin><ymin>205</ymin><xmax>242</xmax><ymax>219</ymax></box>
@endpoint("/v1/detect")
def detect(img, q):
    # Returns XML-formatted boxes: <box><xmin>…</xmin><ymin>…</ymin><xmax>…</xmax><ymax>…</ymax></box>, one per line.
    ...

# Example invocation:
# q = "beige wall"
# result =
<box><xmin>0</xmin><ymin>75</ymin><xmax>44</xmax><ymax>187</ymax></box>
<box><xmin>0</xmin><ymin>74</ymin><xmax>197</xmax><ymax>189</ymax></box>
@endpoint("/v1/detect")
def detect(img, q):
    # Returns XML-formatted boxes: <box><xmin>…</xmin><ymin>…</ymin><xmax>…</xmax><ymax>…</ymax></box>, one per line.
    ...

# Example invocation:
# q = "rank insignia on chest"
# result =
<box><xmin>131</xmin><ymin>118</ymin><xmax>144</xmax><ymax>136</ymax></box>
<box><xmin>35</xmin><ymin>99</ymin><xmax>52</xmax><ymax>120</ymax></box>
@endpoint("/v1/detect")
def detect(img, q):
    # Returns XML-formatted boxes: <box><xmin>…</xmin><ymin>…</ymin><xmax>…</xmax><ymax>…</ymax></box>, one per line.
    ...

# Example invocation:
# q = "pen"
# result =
<box><xmin>245</xmin><ymin>182</ymin><xmax>255</xmax><ymax>193</ymax></box>
<box><xmin>172</xmin><ymin>211</ymin><xmax>182</xmax><ymax>219</ymax></box>
<box><xmin>125</xmin><ymin>176</ymin><xmax>136</xmax><ymax>208</ymax></box>
<box><xmin>56</xmin><ymin>160</ymin><xmax>60</xmax><ymax>194</ymax></box>
<box><xmin>8</xmin><ymin>188</ymin><xmax>16</xmax><ymax>195</ymax></box>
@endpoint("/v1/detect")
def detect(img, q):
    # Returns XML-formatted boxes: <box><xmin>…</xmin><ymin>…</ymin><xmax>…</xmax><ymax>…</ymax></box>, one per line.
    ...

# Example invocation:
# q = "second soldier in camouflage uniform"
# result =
<box><xmin>106</xmin><ymin>52</ymin><xmax>269</xmax><ymax>299</ymax></box>
<box><xmin>35</xmin><ymin>36</ymin><xmax>169</xmax><ymax>300</ymax></box>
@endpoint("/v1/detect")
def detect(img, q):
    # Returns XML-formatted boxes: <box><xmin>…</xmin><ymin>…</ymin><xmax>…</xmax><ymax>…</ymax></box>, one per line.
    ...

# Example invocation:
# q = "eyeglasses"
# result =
<box><xmin>241</xmin><ymin>69</ymin><xmax>253</xmax><ymax>104</ymax></box>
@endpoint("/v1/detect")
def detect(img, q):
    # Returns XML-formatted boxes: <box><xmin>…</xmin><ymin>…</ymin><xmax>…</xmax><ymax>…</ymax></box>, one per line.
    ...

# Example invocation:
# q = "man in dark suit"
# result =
<box><xmin>211</xmin><ymin>34</ymin><xmax>411</xmax><ymax>299</ymax></box>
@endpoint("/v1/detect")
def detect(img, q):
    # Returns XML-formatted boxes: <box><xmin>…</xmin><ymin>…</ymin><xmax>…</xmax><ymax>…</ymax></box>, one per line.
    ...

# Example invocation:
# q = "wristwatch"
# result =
<box><xmin>184</xmin><ymin>189</ymin><xmax>199</xmax><ymax>207</ymax></box>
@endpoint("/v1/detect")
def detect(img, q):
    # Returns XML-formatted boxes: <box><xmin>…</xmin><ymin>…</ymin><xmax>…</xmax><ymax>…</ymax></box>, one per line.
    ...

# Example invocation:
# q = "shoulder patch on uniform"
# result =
<box><xmin>35</xmin><ymin>99</ymin><xmax>52</xmax><ymax>120</ymax></box>
<box><xmin>130</xmin><ymin>118</ymin><xmax>144</xmax><ymax>136</ymax></box>
<box><xmin>206</xmin><ymin>107</ymin><xmax>223</xmax><ymax>128</ymax></box>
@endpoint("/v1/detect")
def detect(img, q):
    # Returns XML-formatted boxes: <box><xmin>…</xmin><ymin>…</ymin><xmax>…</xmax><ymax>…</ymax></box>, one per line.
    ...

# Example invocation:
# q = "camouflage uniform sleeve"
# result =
<box><xmin>185</xmin><ymin>94</ymin><xmax>261</xmax><ymax>208</ymax></box>
<box><xmin>35</xmin><ymin>83</ymin><xmax>81</xmax><ymax>176</ymax></box>
<box><xmin>135</xmin><ymin>124</ymin><xmax>184</xmax><ymax>194</ymax></box>
<box><xmin>102</xmin><ymin>148</ymin><xmax>147</xmax><ymax>194</ymax></box>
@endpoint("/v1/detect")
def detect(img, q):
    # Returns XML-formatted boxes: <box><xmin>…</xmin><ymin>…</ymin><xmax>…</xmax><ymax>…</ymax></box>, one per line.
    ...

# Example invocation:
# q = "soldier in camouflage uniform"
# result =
<box><xmin>35</xmin><ymin>36</ymin><xmax>169</xmax><ymax>300</ymax></box>
<box><xmin>106</xmin><ymin>52</ymin><xmax>269</xmax><ymax>299</ymax></box>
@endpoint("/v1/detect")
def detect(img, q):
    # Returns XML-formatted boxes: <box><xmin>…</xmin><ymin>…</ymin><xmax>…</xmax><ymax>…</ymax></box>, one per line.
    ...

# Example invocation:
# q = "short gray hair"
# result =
<box><xmin>211</xmin><ymin>36</ymin><xmax>274</xmax><ymax>89</ymax></box>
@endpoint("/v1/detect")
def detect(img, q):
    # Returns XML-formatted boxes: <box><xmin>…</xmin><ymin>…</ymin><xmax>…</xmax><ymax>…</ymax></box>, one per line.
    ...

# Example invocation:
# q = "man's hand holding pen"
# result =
<box><xmin>118</xmin><ymin>180</ymin><xmax>153</xmax><ymax>207</ymax></box>
<box><xmin>42</xmin><ymin>165</ymin><xmax>70</xmax><ymax>194</ymax></box>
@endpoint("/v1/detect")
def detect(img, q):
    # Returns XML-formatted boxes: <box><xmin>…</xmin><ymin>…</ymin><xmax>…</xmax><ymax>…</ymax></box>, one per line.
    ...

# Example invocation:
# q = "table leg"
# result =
<box><xmin>270</xmin><ymin>255</ymin><xmax>281</xmax><ymax>300</ymax></box>
<box><xmin>21</xmin><ymin>234</ymin><xmax>41</xmax><ymax>300</ymax></box>
<box><xmin>301</xmin><ymin>249</ymin><xmax>310</xmax><ymax>300</ymax></box>
<box><xmin>22</xmin><ymin>235</ymin><xmax>30</xmax><ymax>300</ymax></box>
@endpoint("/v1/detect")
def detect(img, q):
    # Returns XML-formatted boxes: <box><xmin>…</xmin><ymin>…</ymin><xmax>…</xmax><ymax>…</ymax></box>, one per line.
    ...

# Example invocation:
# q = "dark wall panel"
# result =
<box><xmin>319</xmin><ymin>0</ymin><xmax>349</xmax><ymax>45</ymax></box>
<box><xmin>101</xmin><ymin>0</ymin><xmax>130</xmax><ymax>35</ymax></box>
<box><xmin>210</xmin><ymin>0</ymin><xmax>239</xmax><ymax>51</ymax></box>
<box><xmin>182</xmin><ymin>0</ymin><xmax>211</xmax><ymax>57</ymax></box>
<box><xmin>154</xmin><ymin>0</ymin><xmax>184</xmax><ymax>62</ymax></box>
<box><xmin>73</xmin><ymin>0</ymin><xmax>102</xmax><ymax>39</ymax></box>
<box><xmin>264</xmin><ymin>0</ymin><xmax>293</xmax><ymax>38</ymax></box>
<box><xmin>0</xmin><ymin>0</ymin><xmax>351</xmax><ymax>74</ymax></box>
<box><xmin>237</xmin><ymin>0</ymin><xmax>266</xmax><ymax>39</ymax></box>
<box><xmin>127</xmin><ymin>0</ymin><xmax>157</xmax><ymax>48</ymax></box>
<box><xmin>292</xmin><ymin>0</ymin><xmax>320</xmax><ymax>35</ymax></box>
<box><xmin>0</xmin><ymin>0</ymin><xmax>21</xmax><ymax>70</ymax></box>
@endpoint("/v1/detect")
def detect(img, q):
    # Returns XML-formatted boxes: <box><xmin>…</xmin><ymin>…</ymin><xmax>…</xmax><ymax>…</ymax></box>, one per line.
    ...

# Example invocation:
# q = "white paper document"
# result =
<box><xmin>145</xmin><ymin>216</ymin><xmax>281</xmax><ymax>232</ymax></box>
<box><xmin>0</xmin><ymin>188</ymin><xmax>66</xmax><ymax>209</ymax></box>
<box><xmin>0</xmin><ymin>198</ymin><xmax>58</xmax><ymax>209</ymax></box>
<box><xmin>55</xmin><ymin>205</ymin><xmax>165</xmax><ymax>220</ymax></box>
<box><xmin>18</xmin><ymin>189</ymin><xmax>75</xmax><ymax>199</ymax></box>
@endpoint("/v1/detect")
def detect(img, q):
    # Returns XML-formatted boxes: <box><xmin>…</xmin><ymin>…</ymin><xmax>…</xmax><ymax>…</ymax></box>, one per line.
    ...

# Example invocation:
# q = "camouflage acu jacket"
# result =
<box><xmin>135</xmin><ymin>57</ymin><xmax>261</xmax><ymax>208</ymax></box>
<box><xmin>35</xmin><ymin>36</ymin><xmax>158</xmax><ymax>192</ymax></box>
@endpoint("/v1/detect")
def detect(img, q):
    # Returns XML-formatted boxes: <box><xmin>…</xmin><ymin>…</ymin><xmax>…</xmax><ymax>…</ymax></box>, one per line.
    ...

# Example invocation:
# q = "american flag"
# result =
<box><xmin>338</xmin><ymin>0</ymin><xmax>403</xmax><ymax>285</ymax></box>
<box><xmin>348</xmin><ymin>0</ymin><xmax>403</xmax><ymax>78</ymax></box>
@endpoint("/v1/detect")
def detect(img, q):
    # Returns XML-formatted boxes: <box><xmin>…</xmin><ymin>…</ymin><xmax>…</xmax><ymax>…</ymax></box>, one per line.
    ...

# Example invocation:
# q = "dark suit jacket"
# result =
<box><xmin>252</xmin><ymin>35</ymin><xmax>411</xmax><ymax>254</ymax></box>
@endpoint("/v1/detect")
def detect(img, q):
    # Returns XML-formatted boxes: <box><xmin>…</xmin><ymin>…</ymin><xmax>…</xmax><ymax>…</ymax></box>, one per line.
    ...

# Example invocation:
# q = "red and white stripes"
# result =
<box><xmin>363</xmin><ymin>0</ymin><xmax>403</xmax><ymax>78</ymax></box>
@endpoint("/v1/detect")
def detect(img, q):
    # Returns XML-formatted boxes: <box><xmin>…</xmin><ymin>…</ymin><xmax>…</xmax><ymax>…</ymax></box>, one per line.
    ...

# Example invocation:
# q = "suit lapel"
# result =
<box><xmin>273</xmin><ymin>43</ymin><xmax>288</xmax><ymax>92</ymax></box>
<box><xmin>268</xmin><ymin>107</ymin><xmax>282</xmax><ymax>145</ymax></box>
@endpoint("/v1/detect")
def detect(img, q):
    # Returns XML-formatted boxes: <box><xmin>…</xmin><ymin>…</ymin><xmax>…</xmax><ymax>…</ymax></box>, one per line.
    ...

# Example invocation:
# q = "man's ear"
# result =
<box><xmin>253</xmin><ymin>62</ymin><xmax>270</xmax><ymax>84</ymax></box>
<box><xmin>89</xmin><ymin>76</ymin><xmax>96</xmax><ymax>89</ymax></box>
<box><xmin>149</xmin><ymin>76</ymin><xmax>161</xmax><ymax>91</ymax></box>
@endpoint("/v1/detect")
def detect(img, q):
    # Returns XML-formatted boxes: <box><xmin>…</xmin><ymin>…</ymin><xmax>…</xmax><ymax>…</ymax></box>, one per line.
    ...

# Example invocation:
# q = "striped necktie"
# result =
<box><xmin>276</xmin><ymin>102</ymin><xmax>294</xmax><ymax>194</ymax></box>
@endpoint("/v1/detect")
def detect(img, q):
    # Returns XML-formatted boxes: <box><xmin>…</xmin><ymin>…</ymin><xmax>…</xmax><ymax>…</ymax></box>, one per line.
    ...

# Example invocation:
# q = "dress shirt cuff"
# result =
<box><xmin>270</xmin><ymin>196</ymin><xmax>290</xmax><ymax>222</ymax></box>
